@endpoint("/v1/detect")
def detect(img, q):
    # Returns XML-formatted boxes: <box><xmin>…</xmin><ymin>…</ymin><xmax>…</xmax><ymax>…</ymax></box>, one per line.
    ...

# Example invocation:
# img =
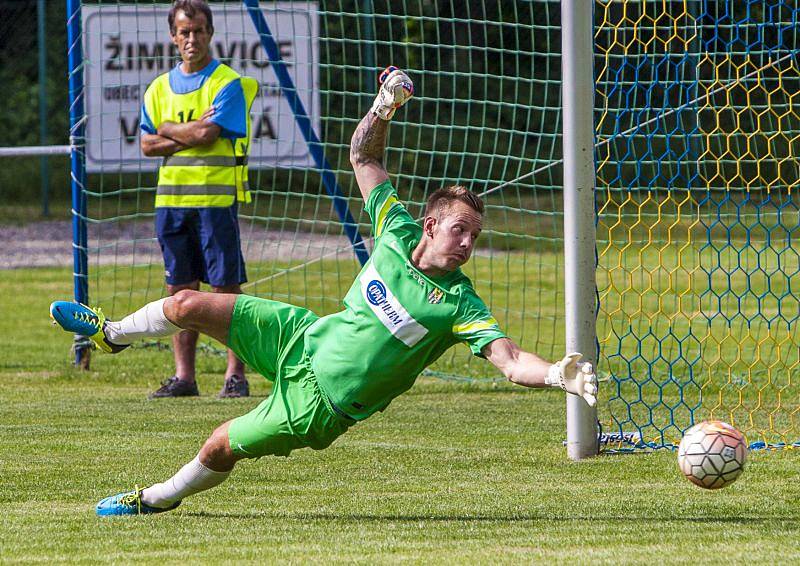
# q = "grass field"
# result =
<box><xmin>2</xmin><ymin>266</ymin><xmax>800</xmax><ymax>563</ymax></box>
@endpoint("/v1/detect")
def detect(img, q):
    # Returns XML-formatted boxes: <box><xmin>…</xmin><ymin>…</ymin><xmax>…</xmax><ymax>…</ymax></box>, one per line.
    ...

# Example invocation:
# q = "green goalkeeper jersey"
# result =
<box><xmin>304</xmin><ymin>180</ymin><xmax>506</xmax><ymax>420</ymax></box>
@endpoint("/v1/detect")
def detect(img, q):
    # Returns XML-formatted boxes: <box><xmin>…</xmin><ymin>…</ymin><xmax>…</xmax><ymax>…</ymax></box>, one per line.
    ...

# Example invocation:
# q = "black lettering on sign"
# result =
<box><xmin>250</xmin><ymin>39</ymin><xmax>294</xmax><ymax>69</ymax></box>
<box><xmin>125</xmin><ymin>42</ymin><xmax>135</xmax><ymax>71</ymax></box>
<box><xmin>257</xmin><ymin>84</ymin><xmax>282</xmax><ymax>97</ymax></box>
<box><xmin>105</xmin><ymin>35</ymin><xmax>122</xmax><ymax>71</ymax></box>
<box><xmin>250</xmin><ymin>40</ymin><xmax>293</xmax><ymax>69</ymax></box>
<box><xmin>103</xmin><ymin>85</ymin><xmax>140</xmax><ymax>101</ymax></box>
<box><xmin>236</xmin><ymin>42</ymin><xmax>249</xmax><ymax>71</ymax></box>
<box><xmin>252</xmin><ymin>40</ymin><xmax>293</xmax><ymax>69</ymax></box>
<box><xmin>108</xmin><ymin>40</ymin><xmax>173</xmax><ymax>72</ymax></box>
<box><xmin>137</xmin><ymin>43</ymin><xmax>165</xmax><ymax>71</ymax></box>
<box><xmin>104</xmin><ymin>37</ymin><xmax>299</xmax><ymax>74</ymax></box>
<box><xmin>203</xmin><ymin>39</ymin><xmax>297</xmax><ymax>70</ymax></box>
<box><xmin>120</xmin><ymin>116</ymin><xmax>140</xmax><ymax>144</ymax></box>
<box><xmin>253</xmin><ymin>109</ymin><xmax>276</xmax><ymax>139</ymax></box>
<box><xmin>279</xmin><ymin>40</ymin><xmax>293</xmax><ymax>61</ymax></box>
<box><xmin>214</xmin><ymin>40</ymin><xmax>238</xmax><ymax>66</ymax></box>
<box><xmin>251</xmin><ymin>41</ymin><xmax>268</xmax><ymax>69</ymax></box>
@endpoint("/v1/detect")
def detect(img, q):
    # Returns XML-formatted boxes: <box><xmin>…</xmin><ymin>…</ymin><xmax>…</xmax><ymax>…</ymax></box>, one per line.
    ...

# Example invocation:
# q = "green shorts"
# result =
<box><xmin>227</xmin><ymin>295</ymin><xmax>354</xmax><ymax>458</ymax></box>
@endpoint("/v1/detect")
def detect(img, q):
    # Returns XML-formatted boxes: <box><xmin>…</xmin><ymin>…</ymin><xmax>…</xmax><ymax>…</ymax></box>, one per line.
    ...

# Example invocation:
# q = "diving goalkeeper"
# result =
<box><xmin>49</xmin><ymin>67</ymin><xmax>597</xmax><ymax>516</ymax></box>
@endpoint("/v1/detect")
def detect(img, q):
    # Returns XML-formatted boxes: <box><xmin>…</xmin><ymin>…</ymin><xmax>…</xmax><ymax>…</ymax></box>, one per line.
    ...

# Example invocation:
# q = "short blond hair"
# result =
<box><xmin>424</xmin><ymin>185</ymin><xmax>484</xmax><ymax>218</ymax></box>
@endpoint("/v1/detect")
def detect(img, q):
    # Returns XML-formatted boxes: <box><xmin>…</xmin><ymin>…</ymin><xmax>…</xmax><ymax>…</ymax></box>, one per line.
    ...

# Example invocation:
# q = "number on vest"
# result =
<box><xmin>177</xmin><ymin>109</ymin><xmax>196</xmax><ymax>123</ymax></box>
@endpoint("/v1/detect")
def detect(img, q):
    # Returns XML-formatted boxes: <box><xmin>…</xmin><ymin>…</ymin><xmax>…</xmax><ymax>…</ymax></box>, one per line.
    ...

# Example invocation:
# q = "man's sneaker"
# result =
<box><xmin>148</xmin><ymin>376</ymin><xmax>200</xmax><ymax>399</ymax></box>
<box><xmin>96</xmin><ymin>487</ymin><xmax>181</xmax><ymax>517</ymax></box>
<box><xmin>49</xmin><ymin>301</ymin><xmax>129</xmax><ymax>354</ymax></box>
<box><xmin>218</xmin><ymin>374</ymin><xmax>250</xmax><ymax>398</ymax></box>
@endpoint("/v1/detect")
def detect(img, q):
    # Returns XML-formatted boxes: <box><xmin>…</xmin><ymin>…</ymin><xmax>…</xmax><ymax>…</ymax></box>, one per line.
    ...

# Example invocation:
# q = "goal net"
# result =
<box><xmin>70</xmin><ymin>0</ymin><xmax>565</xmax><ymax>381</ymax></box>
<box><xmin>595</xmin><ymin>0</ymin><xmax>800</xmax><ymax>448</ymax></box>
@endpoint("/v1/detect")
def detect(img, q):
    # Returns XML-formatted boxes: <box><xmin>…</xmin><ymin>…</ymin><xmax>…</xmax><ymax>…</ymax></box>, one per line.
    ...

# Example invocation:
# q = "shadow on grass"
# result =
<box><xmin>184</xmin><ymin>510</ymin><xmax>800</xmax><ymax>523</ymax></box>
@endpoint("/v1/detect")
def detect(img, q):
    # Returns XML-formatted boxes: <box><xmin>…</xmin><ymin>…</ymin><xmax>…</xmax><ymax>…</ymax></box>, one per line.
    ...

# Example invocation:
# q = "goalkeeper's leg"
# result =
<box><xmin>139</xmin><ymin>420</ymin><xmax>241</xmax><ymax>509</ymax></box>
<box><xmin>96</xmin><ymin>420</ymin><xmax>242</xmax><ymax>516</ymax></box>
<box><xmin>159</xmin><ymin>290</ymin><xmax>237</xmax><ymax>345</ymax></box>
<box><xmin>50</xmin><ymin>291</ymin><xmax>236</xmax><ymax>351</ymax></box>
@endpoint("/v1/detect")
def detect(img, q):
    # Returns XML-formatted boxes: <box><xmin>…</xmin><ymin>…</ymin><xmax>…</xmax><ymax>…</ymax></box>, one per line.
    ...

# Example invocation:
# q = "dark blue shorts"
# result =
<box><xmin>156</xmin><ymin>205</ymin><xmax>247</xmax><ymax>287</ymax></box>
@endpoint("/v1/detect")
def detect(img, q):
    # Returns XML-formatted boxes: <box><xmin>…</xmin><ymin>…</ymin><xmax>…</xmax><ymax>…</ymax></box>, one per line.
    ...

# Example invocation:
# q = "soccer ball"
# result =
<box><xmin>677</xmin><ymin>420</ymin><xmax>748</xmax><ymax>489</ymax></box>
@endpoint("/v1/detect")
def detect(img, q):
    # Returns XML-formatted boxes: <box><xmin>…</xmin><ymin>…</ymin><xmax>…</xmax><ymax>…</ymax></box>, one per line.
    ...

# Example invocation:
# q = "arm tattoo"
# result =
<box><xmin>350</xmin><ymin>112</ymin><xmax>389</xmax><ymax>166</ymax></box>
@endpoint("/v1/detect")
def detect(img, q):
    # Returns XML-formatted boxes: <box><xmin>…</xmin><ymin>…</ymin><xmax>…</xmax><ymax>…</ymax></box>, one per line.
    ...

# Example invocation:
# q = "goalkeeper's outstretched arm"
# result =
<box><xmin>350</xmin><ymin>67</ymin><xmax>414</xmax><ymax>202</ymax></box>
<box><xmin>483</xmin><ymin>338</ymin><xmax>598</xmax><ymax>407</ymax></box>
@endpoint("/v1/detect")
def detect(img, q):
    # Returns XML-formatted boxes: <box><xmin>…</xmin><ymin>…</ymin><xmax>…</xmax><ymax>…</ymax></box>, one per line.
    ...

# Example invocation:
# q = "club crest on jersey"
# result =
<box><xmin>427</xmin><ymin>288</ymin><xmax>444</xmax><ymax>304</ymax></box>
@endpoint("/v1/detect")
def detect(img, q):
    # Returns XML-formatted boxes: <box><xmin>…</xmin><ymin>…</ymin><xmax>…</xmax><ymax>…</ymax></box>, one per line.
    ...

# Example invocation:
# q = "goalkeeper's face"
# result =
<box><xmin>170</xmin><ymin>10</ymin><xmax>213</xmax><ymax>67</ymax></box>
<box><xmin>425</xmin><ymin>201</ymin><xmax>483</xmax><ymax>272</ymax></box>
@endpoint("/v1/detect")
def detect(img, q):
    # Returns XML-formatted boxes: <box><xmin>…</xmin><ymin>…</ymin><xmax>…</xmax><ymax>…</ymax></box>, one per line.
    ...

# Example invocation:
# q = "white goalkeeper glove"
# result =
<box><xmin>545</xmin><ymin>353</ymin><xmax>598</xmax><ymax>407</ymax></box>
<box><xmin>371</xmin><ymin>66</ymin><xmax>414</xmax><ymax>120</ymax></box>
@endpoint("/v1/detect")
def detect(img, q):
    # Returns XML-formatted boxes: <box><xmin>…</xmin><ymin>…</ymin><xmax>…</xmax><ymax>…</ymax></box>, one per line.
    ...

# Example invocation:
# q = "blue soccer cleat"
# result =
<box><xmin>96</xmin><ymin>487</ymin><xmax>181</xmax><ymax>517</ymax></box>
<box><xmin>49</xmin><ymin>301</ymin><xmax>129</xmax><ymax>354</ymax></box>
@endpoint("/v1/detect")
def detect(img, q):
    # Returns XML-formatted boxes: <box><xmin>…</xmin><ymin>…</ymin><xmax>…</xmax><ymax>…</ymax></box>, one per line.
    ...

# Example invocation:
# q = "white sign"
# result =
<box><xmin>83</xmin><ymin>3</ymin><xmax>318</xmax><ymax>172</ymax></box>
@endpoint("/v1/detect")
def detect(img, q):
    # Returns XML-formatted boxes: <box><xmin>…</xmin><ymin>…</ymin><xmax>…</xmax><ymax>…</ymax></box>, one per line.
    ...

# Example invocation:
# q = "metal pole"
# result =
<box><xmin>67</xmin><ymin>0</ymin><xmax>91</xmax><ymax>369</ymax></box>
<box><xmin>562</xmin><ymin>0</ymin><xmax>598</xmax><ymax>460</ymax></box>
<box><xmin>38</xmin><ymin>0</ymin><xmax>49</xmax><ymax>217</ymax></box>
<box><xmin>0</xmin><ymin>145</ymin><xmax>72</xmax><ymax>157</ymax></box>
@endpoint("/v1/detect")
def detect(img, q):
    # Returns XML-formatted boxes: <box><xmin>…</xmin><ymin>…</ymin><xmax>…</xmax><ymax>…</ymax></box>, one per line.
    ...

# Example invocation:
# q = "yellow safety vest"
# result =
<box><xmin>144</xmin><ymin>64</ymin><xmax>258</xmax><ymax>207</ymax></box>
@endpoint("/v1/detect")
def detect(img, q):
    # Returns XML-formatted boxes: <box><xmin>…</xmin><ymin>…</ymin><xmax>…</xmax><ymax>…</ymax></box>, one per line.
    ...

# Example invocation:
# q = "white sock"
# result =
<box><xmin>141</xmin><ymin>456</ymin><xmax>230</xmax><ymax>508</ymax></box>
<box><xmin>103</xmin><ymin>298</ymin><xmax>181</xmax><ymax>345</ymax></box>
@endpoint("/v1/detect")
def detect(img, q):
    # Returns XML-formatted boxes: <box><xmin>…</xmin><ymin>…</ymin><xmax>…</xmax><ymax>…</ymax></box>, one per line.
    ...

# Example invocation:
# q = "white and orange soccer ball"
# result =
<box><xmin>677</xmin><ymin>420</ymin><xmax>748</xmax><ymax>489</ymax></box>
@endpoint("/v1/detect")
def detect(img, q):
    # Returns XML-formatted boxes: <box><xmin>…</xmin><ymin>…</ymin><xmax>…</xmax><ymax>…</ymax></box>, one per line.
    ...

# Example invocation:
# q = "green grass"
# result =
<box><xmin>2</xmin><ymin>267</ymin><xmax>800</xmax><ymax>563</ymax></box>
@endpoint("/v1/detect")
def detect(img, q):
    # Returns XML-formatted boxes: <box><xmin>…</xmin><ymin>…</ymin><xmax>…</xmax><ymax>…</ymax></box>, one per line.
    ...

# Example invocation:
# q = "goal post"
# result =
<box><xmin>562</xmin><ymin>0</ymin><xmax>599</xmax><ymax>460</ymax></box>
<box><xmin>67</xmin><ymin>0</ymin><xmax>91</xmax><ymax>368</ymax></box>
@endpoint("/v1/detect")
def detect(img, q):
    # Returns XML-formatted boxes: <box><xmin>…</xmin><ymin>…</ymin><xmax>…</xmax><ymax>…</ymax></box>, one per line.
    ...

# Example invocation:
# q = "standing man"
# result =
<box><xmin>50</xmin><ymin>67</ymin><xmax>598</xmax><ymax>516</ymax></box>
<box><xmin>140</xmin><ymin>0</ymin><xmax>257</xmax><ymax>398</ymax></box>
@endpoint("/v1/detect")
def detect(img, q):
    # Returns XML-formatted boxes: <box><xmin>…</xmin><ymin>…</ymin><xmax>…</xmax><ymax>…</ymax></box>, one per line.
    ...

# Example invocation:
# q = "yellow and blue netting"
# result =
<box><xmin>595</xmin><ymin>0</ymin><xmax>799</xmax><ymax>449</ymax></box>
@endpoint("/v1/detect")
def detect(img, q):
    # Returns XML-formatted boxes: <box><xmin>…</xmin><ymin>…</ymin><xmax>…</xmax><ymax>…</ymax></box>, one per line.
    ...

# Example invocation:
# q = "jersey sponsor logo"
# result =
<box><xmin>366</xmin><ymin>280</ymin><xmax>387</xmax><ymax>305</ymax></box>
<box><xmin>360</xmin><ymin>264</ymin><xmax>428</xmax><ymax>347</ymax></box>
<box><xmin>366</xmin><ymin>279</ymin><xmax>403</xmax><ymax>325</ymax></box>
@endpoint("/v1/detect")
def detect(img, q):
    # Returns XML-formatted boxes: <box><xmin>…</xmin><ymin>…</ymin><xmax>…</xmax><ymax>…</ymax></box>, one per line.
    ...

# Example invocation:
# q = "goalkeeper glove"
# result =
<box><xmin>545</xmin><ymin>353</ymin><xmax>598</xmax><ymax>407</ymax></box>
<box><xmin>371</xmin><ymin>66</ymin><xmax>414</xmax><ymax>120</ymax></box>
